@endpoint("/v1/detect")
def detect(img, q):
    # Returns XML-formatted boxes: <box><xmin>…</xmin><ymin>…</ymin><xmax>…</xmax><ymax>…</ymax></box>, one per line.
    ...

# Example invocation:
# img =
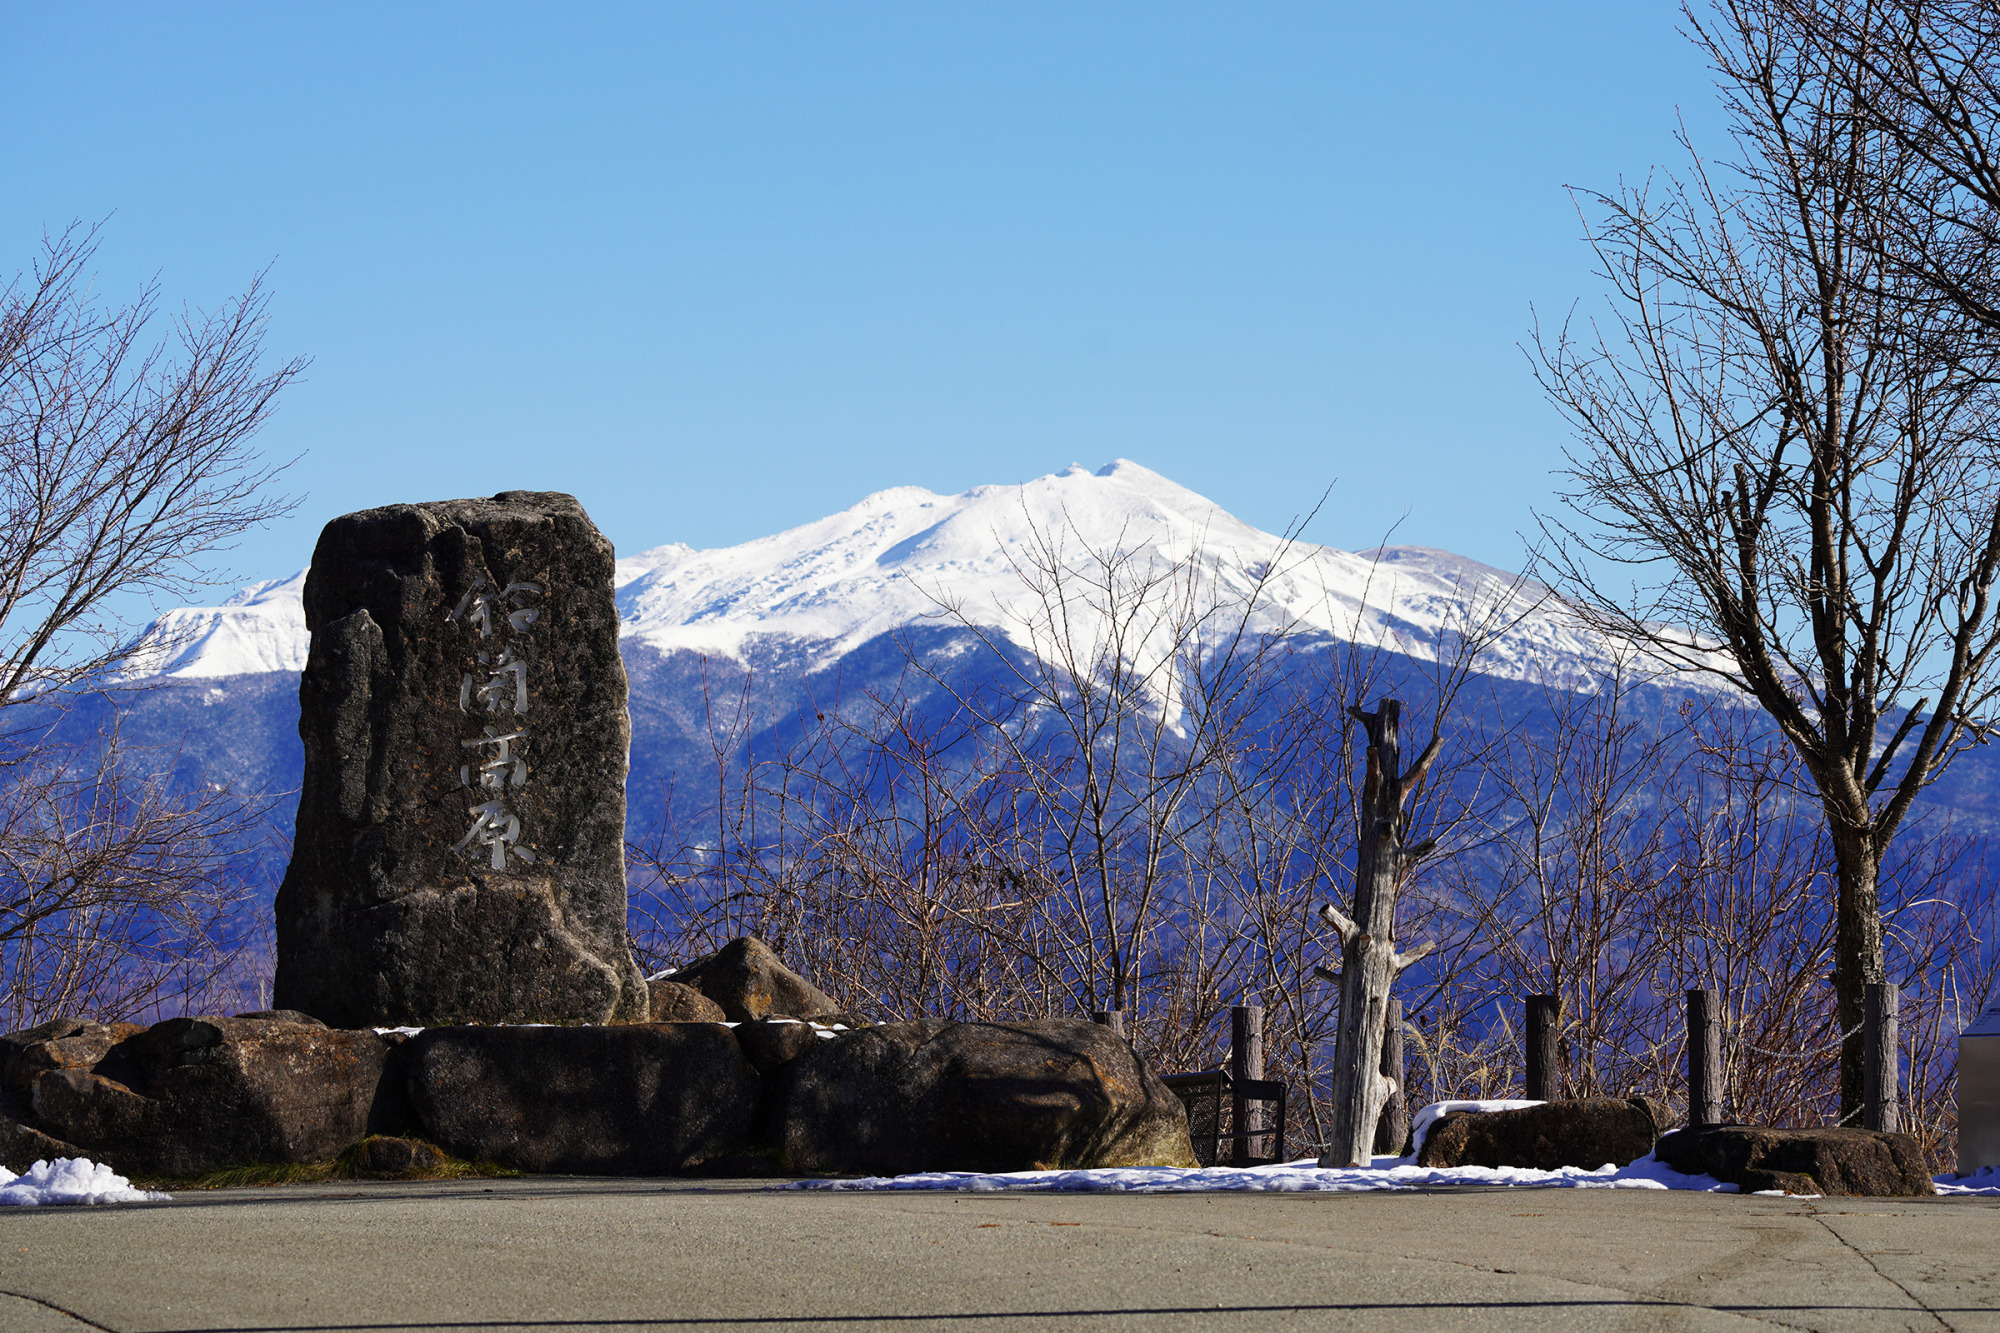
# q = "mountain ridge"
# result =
<box><xmin>123</xmin><ymin>459</ymin><xmax>1617</xmax><ymax>691</ymax></box>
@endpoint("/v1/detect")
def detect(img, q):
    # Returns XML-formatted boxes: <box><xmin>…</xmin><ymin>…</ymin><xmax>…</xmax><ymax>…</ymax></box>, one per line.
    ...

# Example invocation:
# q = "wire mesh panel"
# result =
<box><xmin>1160</xmin><ymin>1070</ymin><xmax>1286</xmax><ymax>1166</ymax></box>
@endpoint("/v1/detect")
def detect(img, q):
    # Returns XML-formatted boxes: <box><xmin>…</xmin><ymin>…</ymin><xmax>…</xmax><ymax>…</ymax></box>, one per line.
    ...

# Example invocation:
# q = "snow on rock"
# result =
<box><xmin>793</xmin><ymin>1152</ymin><xmax>1738</xmax><ymax>1194</ymax></box>
<box><xmin>0</xmin><ymin>1157</ymin><xmax>167</xmax><ymax>1206</ymax></box>
<box><xmin>1410</xmin><ymin>1098</ymin><xmax>1545</xmax><ymax>1155</ymax></box>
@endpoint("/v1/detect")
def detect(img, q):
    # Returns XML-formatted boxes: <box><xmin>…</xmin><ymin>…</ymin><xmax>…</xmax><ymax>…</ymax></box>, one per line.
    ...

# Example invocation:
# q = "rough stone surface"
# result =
<box><xmin>28</xmin><ymin>1015</ymin><xmax>392</xmax><ymax>1176</ymax></box>
<box><xmin>771</xmin><ymin>1019</ymin><xmax>1198</xmax><ymax>1175</ymax></box>
<box><xmin>405</xmin><ymin>1024</ymin><xmax>762</xmax><ymax>1174</ymax></box>
<box><xmin>0</xmin><ymin>1018</ymin><xmax>145</xmax><ymax>1106</ymax></box>
<box><xmin>647</xmin><ymin>978</ymin><xmax>727</xmax><ymax>1024</ymax></box>
<box><xmin>274</xmin><ymin>491</ymin><xmax>647</xmax><ymax>1028</ymax></box>
<box><xmin>733</xmin><ymin>1019</ymin><xmax>824</xmax><ymax>1075</ymax></box>
<box><xmin>0</xmin><ymin>1115</ymin><xmax>85</xmax><ymax>1173</ymax></box>
<box><xmin>673</xmin><ymin>937</ymin><xmax>840</xmax><ymax>1023</ymax></box>
<box><xmin>1657</xmin><ymin>1124</ymin><xmax>1936</xmax><ymax>1196</ymax></box>
<box><xmin>1417</xmin><ymin>1098</ymin><xmax>1669</xmax><ymax>1171</ymax></box>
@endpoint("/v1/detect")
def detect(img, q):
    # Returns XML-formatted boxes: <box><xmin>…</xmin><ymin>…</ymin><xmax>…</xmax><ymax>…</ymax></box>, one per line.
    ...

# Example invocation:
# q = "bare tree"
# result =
<box><xmin>1789</xmin><ymin>0</ymin><xmax>2000</xmax><ymax>332</ymax></box>
<box><xmin>912</xmin><ymin>506</ymin><xmax>1314</xmax><ymax>1018</ymax></box>
<box><xmin>1534</xmin><ymin>0</ymin><xmax>2000</xmax><ymax>1117</ymax></box>
<box><xmin>0</xmin><ymin>222</ymin><xmax>302</xmax><ymax>711</ymax></box>
<box><xmin>0</xmin><ymin>223</ymin><xmax>303</xmax><ymax>1025</ymax></box>
<box><xmin>0</xmin><ymin>726</ymin><xmax>268</xmax><ymax>1028</ymax></box>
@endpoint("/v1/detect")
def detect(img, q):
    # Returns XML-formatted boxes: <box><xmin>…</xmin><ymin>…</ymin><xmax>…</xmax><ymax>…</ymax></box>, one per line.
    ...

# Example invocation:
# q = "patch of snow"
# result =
<box><xmin>645</xmin><ymin>968</ymin><xmax>679</xmax><ymax>981</ymax></box>
<box><xmin>0</xmin><ymin>1158</ymin><xmax>167</xmax><ymax>1206</ymax></box>
<box><xmin>793</xmin><ymin>1151</ymin><xmax>1737</xmax><ymax>1194</ymax></box>
<box><xmin>1937</xmin><ymin>1166</ymin><xmax>2000</xmax><ymax>1195</ymax></box>
<box><xmin>371</xmin><ymin>1026</ymin><xmax>424</xmax><ymax>1038</ymax></box>
<box><xmin>1409</xmin><ymin>1099</ymin><xmax>1544</xmax><ymax>1155</ymax></box>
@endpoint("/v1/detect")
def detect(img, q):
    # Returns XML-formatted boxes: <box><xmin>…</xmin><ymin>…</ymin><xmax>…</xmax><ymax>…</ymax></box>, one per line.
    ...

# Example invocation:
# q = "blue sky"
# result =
<box><xmin>2</xmin><ymin>2</ymin><xmax>1717</xmax><ymax>601</ymax></box>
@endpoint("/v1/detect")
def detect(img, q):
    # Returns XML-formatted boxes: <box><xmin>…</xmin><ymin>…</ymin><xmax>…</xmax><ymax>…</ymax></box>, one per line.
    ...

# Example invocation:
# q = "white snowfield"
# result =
<box><xmin>116</xmin><ymin>461</ymin><xmax>1661</xmax><ymax>690</ymax></box>
<box><xmin>0</xmin><ymin>1158</ymin><xmax>166</xmax><ymax>1206</ymax></box>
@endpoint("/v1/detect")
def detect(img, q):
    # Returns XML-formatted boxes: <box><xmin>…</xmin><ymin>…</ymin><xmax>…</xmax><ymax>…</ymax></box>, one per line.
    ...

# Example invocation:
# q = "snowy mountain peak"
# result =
<box><xmin>115</xmin><ymin>570</ymin><xmax>310</xmax><ymax>681</ymax></box>
<box><xmin>117</xmin><ymin>461</ymin><xmax>1619</xmax><ymax>687</ymax></box>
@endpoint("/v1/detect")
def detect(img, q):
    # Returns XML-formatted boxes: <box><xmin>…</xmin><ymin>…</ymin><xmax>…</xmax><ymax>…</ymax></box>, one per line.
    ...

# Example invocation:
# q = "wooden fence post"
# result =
<box><xmin>1230</xmin><ymin>1004</ymin><xmax>1264</xmax><ymax>1165</ymax></box>
<box><xmin>1865</xmin><ymin>982</ymin><xmax>1900</xmax><ymax>1134</ymax></box>
<box><xmin>1526</xmin><ymin>994</ymin><xmax>1560</xmax><ymax>1101</ymax></box>
<box><xmin>1373</xmin><ymin>996</ymin><xmax>1410</xmax><ymax>1156</ymax></box>
<box><xmin>1091</xmin><ymin>1009</ymin><xmax>1126</xmax><ymax>1038</ymax></box>
<box><xmin>1688</xmin><ymin>988</ymin><xmax>1723</xmax><ymax>1126</ymax></box>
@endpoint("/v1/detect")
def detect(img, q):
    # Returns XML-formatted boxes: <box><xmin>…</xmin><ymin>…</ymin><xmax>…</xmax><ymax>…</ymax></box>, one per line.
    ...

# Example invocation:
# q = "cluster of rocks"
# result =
<box><xmin>1417</xmin><ymin>1097</ymin><xmax>1934</xmax><ymax>1196</ymax></box>
<box><xmin>0</xmin><ymin>937</ymin><xmax>1196</xmax><ymax>1180</ymax></box>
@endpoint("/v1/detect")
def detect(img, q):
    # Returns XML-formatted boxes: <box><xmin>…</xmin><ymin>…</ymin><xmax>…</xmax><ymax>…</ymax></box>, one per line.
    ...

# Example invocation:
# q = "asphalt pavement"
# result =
<box><xmin>1</xmin><ymin>1176</ymin><xmax>1996</xmax><ymax>1332</ymax></box>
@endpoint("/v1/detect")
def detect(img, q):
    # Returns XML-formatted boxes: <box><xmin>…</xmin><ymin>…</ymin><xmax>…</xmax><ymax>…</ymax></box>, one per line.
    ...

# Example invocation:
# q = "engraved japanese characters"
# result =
<box><xmin>451</xmin><ymin>576</ymin><xmax>542</xmax><ymax>871</ymax></box>
<box><xmin>273</xmin><ymin>491</ymin><xmax>649</xmax><ymax>1028</ymax></box>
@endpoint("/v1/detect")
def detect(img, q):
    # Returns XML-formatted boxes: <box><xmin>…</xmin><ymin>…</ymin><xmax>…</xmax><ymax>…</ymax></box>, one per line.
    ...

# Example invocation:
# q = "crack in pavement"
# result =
<box><xmin>0</xmin><ymin>1287</ymin><xmax>121</xmax><ymax>1332</ymax></box>
<box><xmin>1805</xmin><ymin>1204</ymin><xmax>1953</xmax><ymax>1332</ymax></box>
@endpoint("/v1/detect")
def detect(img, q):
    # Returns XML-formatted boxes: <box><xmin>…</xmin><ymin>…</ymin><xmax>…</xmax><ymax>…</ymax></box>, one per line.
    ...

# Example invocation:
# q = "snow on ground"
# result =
<box><xmin>793</xmin><ymin>1152</ymin><xmax>1740</xmax><ymax>1194</ymax></box>
<box><xmin>0</xmin><ymin>1158</ymin><xmax>166</xmax><ymax>1206</ymax></box>
<box><xmin>1937</xmin><ymin>1167</ymin><xmax>2000</xmax><ymax>1195</ymax></box>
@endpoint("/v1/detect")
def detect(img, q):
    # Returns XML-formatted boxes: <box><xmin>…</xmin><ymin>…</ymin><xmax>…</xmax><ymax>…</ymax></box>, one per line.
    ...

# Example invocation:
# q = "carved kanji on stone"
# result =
<box><xmin>273</xmin><ymin>491</ymin><xmax>648</xmax><ymax>1028</ymax></box>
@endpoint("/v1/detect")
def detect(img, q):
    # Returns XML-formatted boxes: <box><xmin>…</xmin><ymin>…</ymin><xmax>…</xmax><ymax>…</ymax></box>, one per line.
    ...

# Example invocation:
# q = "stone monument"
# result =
<box><xmin>273</xmin><ymin>491</ymin><xmax>649</xmax><ymax>1027</ymax></box>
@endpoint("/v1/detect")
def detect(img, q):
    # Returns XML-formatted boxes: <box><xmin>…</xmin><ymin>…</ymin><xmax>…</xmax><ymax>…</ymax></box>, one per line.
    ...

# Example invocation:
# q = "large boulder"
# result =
<box><xmin>673</xmin><ymin>937</ymin><xmax>840</xmax><ymax>1023</ymax></box>
<box><xmin>405</xmin><ymin>1023</ymin><xmax>762</xmax><ymax>1173</ymax></box>
<box><xmin>770</xmin><ymin>1019</ymin><xmax>1198</xmax><ymax>1175</ymax></box>
<box><xmin>1417</xmin><ymin>1097</ymin><xmax>1668</xmax><ymax>1171</ymax></box>
<box><xmin>274</xmin><ymin>491</ymin><xmax>648</xmax><ymax>1028</ymax></box>
<box><xmin>1657</xmin><ymin>1124</ymin><xmax>1936</xmax><ymax>1196</ymax></box>
<box><xmin>28</xmin><ymin>1015</ymin><xmax>392</xmax><ymax>1176</ymax></box>
<box><xmin>647</xmin><ymin>978</ymin><xmax>727</xmax><ymax>1023</ymax></box>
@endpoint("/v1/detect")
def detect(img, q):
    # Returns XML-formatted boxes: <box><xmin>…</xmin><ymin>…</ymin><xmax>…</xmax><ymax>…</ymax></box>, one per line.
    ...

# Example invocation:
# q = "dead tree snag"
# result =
<box><xmin>1317</xmin><ymin>698</ymin><xmax>1438</xmax><ymax>1168</ymax></box>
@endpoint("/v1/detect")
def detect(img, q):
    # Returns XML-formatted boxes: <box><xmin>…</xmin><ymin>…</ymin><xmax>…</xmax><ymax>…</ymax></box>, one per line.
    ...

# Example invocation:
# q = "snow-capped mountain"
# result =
<box><xmin>116</xmin><ymin>571</ymin><xmax>309</xmax><ymax>681</ymax></box>
<box><xmin>75</xmin><ymin>457</ymin><xmax>2000</xmax><ymax>866</ymax></box>
<box><xmin>126</xmin><ymin>460</ymin><xmax>1619</xmax><ymax>689</ymax></box>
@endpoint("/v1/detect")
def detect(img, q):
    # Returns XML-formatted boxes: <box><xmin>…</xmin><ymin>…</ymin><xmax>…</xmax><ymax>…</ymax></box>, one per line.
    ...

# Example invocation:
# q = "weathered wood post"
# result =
<box><xmin>1092</xmin><ymin>1009</ymin><xmax>1127</xmax><ymax>1038</ymax></box>
<box><xmin>1526</xmin><ymin>994</ymin><xmax>1560</xmax><ymax>1101</ymax></box>
<box><xmin>1687</xmin><ymin>988</ymin><xmax>1724</xmax><ymax>1126</ymax></box>
<box><xmin>1316</xmin><ymin>699</ymin><xmax>1440</xmax><ymax>1168</ymax></box>
<box><xmin>1864</xmin><ymin>982</ymin><xmax>1900</xmax><ymax>1134</ymax></box>
<box><xmin>1230</xmin><ymin>1004</ymin><xmax>1265</xmax><ymax>1164</ymax></box>
<box><xmin>1373</xmin><ymin>996</ymin><xmax>1410</xmax><ymax>1156</ymax></box>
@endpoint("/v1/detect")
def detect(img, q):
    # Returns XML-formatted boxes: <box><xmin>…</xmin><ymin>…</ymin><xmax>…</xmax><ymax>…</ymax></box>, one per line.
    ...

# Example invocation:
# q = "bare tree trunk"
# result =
<box><xmin>1318</xmin><ymin>700</ymin><xmax>1437</xmax><ymax>1168</ymax></box>
<box><xmin>1829</xmin><ymin>823</ymin><xmax>1886</xmax><ymax>1119</ymax></box>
